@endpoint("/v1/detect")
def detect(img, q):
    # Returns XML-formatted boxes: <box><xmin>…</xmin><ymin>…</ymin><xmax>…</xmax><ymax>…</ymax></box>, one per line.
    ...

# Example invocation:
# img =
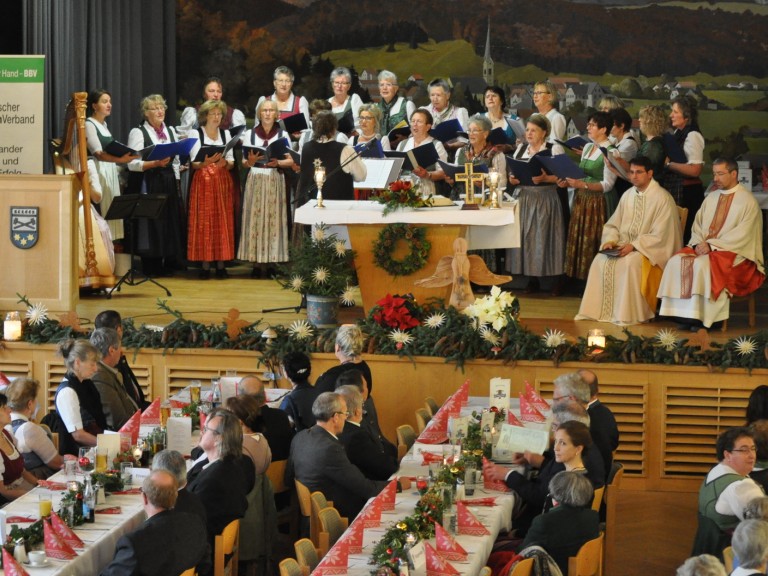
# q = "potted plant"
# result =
<box><xmin>279</xmin><ymin>224</ymin><xmax>358</xmax><ymax>327</ymax></box>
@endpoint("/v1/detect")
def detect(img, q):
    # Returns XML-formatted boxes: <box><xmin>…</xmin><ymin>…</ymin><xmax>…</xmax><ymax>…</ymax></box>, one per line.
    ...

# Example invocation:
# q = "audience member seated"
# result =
<box><xmin>53</xmin><ymin>339</ymin><xmax>107</xmax><ymax>456</ymax></box>
<box><xmin>658</xmin><ymin>158</ymin><xmax>765</xmax><ymax>331</ymax></box>
<box><xmin>151</xmin><ymin>449</ymin><xmax>207</xmax><ymax>527</ymax></box>
<box><xmin>187</xmin><ymin>408</ymin><xmax>255</xmax><ymax>570</ymax></box>
<box><xmin>483</xmin><ymin>407</ymin><xmax>603</xmax><ymax>536</ymax></box>
<box><xmin>745</xmin><ymin>497</ymin><xmax>768</xmax><ymax>521</ymax></box>
<box><xmin>517</xmin><ymin>471</ymin><xmax>601</xmax><ymax>575</ymax></box>
<box><xmin>315</xmin><ymin>325</ymin><xmax>374</xmax><ymax>397</ymax></box>
<box><xmin>578</xmin><ymin>369</ymin><xmax>620</xmax><ymax>479</ymax></box>
<box><xmin>747</xmin><ymin>386</ymin><xmax>768</xmax><ymax>425</ymax></box>
<box><xmin>335</xmin><ymin>369</ymin><xmax>396</xmax><ymax>462</ymax></box>
<box><xmin>693</xmin><ymin>427</ymin><xmax>765</xmax><ymax>558</ymax></box>
<box><xmin>750</xmin><ymin>420</ymin><xmax>768</xmax><ymax>493</ymax></box>
<box><xmin>224</xmin><ymin>395</ymin><xmax>277</xmax><ymax>575</ymax></box>
<box><xmin>100</xmin><ymin>470</ymin><xmax>211</xmax><ymax>576</ymax></box>
<box><xmin>336</xmin><ymin>385</ymin><xmax>398</xmax><ymax>481</ymax></box>
<box><xmin>0</xmin><ymin>392</ymin><xmax>37</xmax><ymax>502</ymax></box>
<box><xmin>6</xmin><ymin>377</ymin><xmax>63</xmax><ymax>479</ymax></box>
<box><xmin>552</xmin><ymin>372</ymin><xmax>613</xmax><ymax>481</ymax></box>
<box><xmin>94</xmin><ymin>310</ymin><xmax>148</xmax><ymax>409</ymax></box>
<box><xmin>279</xmin><ymin>351</ymin><xmax>319</xmax><ymax>431</ymax></box>
<box><xmin>238</xmin><ymin>374</ymin><xmax>294</xmax><ymax>460</ymax></box>
<box><xmin>730</xmin><ymin>519</ymin><xmax>768</xmax><ymax>576</ymax></box>
<box><xmin>286</xmin><ymin>392</ymin><xmax>389</xmax><ymax>519</ymax></box>
<box><xmin>575</xmin><ymin>155</ymin><xmax>682</xmax><ymax>325</ymax></box>
<box><xmin>89</xmin><ymin>328</ymin><xmax>139</xmax><ymax>430</ymax></box>
<box><xmin>676</xmin><ymin>555</ymin><xmax>727</xmax><ymax>576</ymax></box>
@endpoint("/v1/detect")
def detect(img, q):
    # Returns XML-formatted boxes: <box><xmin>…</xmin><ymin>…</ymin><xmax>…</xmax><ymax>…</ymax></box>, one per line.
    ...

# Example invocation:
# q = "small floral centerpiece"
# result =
<box><xmin>92</xmin><ymin>470</ymin><xmax>125</xmax><ymax>493</ymax></box>
<box><xmin>278</xmin><ymin>224</ymin><xmax>358</xmax><ymax>304</ymax></box>
<box><xmin>372</xmin><ymin>176</ymin><xmax>433</xmax><ymax>216</ymax></box>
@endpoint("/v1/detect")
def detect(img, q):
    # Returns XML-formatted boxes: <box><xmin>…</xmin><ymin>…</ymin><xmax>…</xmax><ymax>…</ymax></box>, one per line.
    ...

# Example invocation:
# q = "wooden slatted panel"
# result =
<box><xmin>0</xmin><ymin>359</ymin><xmax>33</xmax><ymax>381</ymax></box>
<box><xmin>129</xmin><ymin>363</ymin><xmax>152</xmax><ymax>402</ymax></box>
<box><xmin>539</xmin><ymin>379</ymin><xmax>647</xmax><ymax>476</ymax></box>
<box><xmin>166</xmin><ymin>367</ymin><xmax>229</xmax><ymax>398</ymax></box>
<box><xmin>45</xmin><ymin>361</ymin><xmax>67</xmax><ymax>413</ymax></box>
<box><xmin>663</xmin><ymin>385</ymin><xmax>752</xmax><ymax>477</ymax></box>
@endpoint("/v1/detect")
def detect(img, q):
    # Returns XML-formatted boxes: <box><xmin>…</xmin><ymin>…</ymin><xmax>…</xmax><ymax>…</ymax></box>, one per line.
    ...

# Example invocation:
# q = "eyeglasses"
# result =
<box><xmin>359</xmin><ymin>115</ymin><xmax>374</xmax><ymax>121</ymax></box>
<box><xmin>333</xmin><ymin>81</ymin><xmax>350</xmax><ymax>87</ymax></box>
<box><xmin>533</xmin><ymin>91</ymin><xmax>549</xmax><ymax>95</ymax></box>
<box><xmin>203</xmin><ymin>425</ymin><xmax>221</xmax><ymax>435</ymax></box>
<box><xmin>379</xmin><ymin>83</ymin><xmax>395</xmax><ymax>88</ymax></box>
<box><xmin>730</xmin><ymin>446</ymin><xmax>757</xmax><ymax>454</ymax></box>
<box><xmin>334</xmin><ymin>411</ymin><xmax>350</xmax><ymax>418</ymax></box>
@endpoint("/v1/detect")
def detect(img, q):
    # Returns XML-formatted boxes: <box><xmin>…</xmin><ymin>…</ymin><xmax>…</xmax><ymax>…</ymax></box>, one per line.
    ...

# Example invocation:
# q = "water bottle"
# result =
<box><xmin>83</xmin><ymin>476</ymin><xmax>95</xmax><ymax>523</ymax></box>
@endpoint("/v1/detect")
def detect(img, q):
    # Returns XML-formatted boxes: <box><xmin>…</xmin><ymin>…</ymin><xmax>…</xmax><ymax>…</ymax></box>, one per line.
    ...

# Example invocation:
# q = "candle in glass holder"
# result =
<box><xmin>3</xmin><ymin>312</ymin><xmax>22</xmax><ymax>341</ymax></box>
<box><xmin>587</xmin><ymin>328</ymin><xmax>606</xmax><ymax>350</ymax></box>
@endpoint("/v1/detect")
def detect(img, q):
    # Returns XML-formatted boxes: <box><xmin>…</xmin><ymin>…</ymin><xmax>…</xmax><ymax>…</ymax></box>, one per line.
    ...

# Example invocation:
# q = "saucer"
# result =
<box><xmin>23</xmin><ymin>558</ymin><xmax>50</xmax><ymax>568</ymax></box>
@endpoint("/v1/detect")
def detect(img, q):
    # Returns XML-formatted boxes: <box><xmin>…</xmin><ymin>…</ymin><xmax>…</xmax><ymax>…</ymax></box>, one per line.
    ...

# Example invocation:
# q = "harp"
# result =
<box><xmin>49</xmin><ymin>92</ymin><xmax>116</xmax><ymax>290</ymax></box>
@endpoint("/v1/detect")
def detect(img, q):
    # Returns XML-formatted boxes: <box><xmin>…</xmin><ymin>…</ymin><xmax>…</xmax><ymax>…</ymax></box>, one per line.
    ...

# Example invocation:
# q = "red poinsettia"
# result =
<box><xmin>372</xmin><ymin>294</ymin><xmax>421</xmax><ymax>330</ymax></box>
<box><xmin>388</xmin><ymin>179</ymin><xmax>413</xmax><ymax>193</ymax></box>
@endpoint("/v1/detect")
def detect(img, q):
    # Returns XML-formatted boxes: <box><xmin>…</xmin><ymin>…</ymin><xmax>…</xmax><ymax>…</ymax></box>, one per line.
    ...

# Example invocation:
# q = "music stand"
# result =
<box><xmin>104</xmin><ymin>194</ymin><xmax>172</xmax><ymax>299</ymax></box>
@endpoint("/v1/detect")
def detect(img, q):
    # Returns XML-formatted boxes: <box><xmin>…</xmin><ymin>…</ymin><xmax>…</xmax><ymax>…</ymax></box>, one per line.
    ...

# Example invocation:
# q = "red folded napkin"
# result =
<box><xmin>421</xmin><ymin>451</ymin><xmax>444</xmax><ymax>466</ymax></box>
<box><xmin>456</xmin><ymin>501</ymin><xmax>490</xmax><ymax>536</ymax></box>
<box><xmin>313</xmin><ymin>542</ymin><xmax>349</xmax><ymax>575</ymax></box>
<box><xmin>110</xmin><ymin>488</ymin><xmax>142</xmax><ymax>495</ymax></box>
<box><xmin>96</xmin><ymin>506</ymin><xmax>122</xmax><ymax>514</ymax></box>
<box><xmin>5</xmin><ymin>516</ymin><xmax>36</xmax><ymax>523</ymax></box>
<box><xmin>375</xmin><ymin>479</ymin><xmax>397</xmax><ymax>512</ymax></box>
<box><xmin>141</xmin><ymin>398</ymin><xmax>161</xmax><ymax>425</ymax></box>
<box><xmin>507</xmin><ymin>410</ymin><xmax>524</xmax><ymax>427</ymax></box>
<box><xmin>456</xmin><ymin>379</ymin><xmax>470</xmax><ymax>406</ymax></box>
<box><xmin>51</xmin><ymin>511</ymin><xmax>85</xmax><ymax>549</ymax></box>
<box><xmin>482</xmin><ymin>457</ymin><xmax>511</xmax><ymax>493</ymax></box>
<box><xmin>169</xmin><ymin>399</ymin><xmax>188</xmax><ymax>409</ymax></box>
<box><xmin>418</xmin><ymin>409</ymin><xmax>450</xmax><ymax>444</ymax></box>
<box><xmin>37</xmin><ymin>480</ymin><xmax>66</xmax><ymax>491</ymax></box>
<box><xmin>519</xmin><ymin>394</ymin><xmax>546</xmax><ymax>423</ymax></box>
<box><xmin>1</xmin><ymin>547</ymin><xmax>29</xmax><ymax>576</ymax></box>
<box><xmin>44</xmin><ymin>519</ymin><xmax>77</xmax><ymax>559</ymax></box>
<box><xmin>119</xmin><ymin>409</ymin><xmax>142</xmax><ymax>445</ymax></box>
<box><xmin>462</xmin><ymin>497</ymin><xmax>497</xmax><ymax>506</ymax></box>
<box><xmin>435</xmin><ymin>522</ymin><xmax>468</xmax><ymax>561</ymax></box>
<box><xmin>360</xmin><ymin>498</ymin><xmax>382</xmax><ymax>528</ymax></box>
<box><xmin>525</xmin><ymin>381</ymin><xmax>550</xmax><ymax>412</ymax></box>
<box><xmin>340</xmin><ymin>517</ymin><xmax>364</xmax><ymax>554</ymax></box>
<box><xmin>425</xmin><ymin>541</ymin><xmax>460</xmax><ymax>576</ymax></box>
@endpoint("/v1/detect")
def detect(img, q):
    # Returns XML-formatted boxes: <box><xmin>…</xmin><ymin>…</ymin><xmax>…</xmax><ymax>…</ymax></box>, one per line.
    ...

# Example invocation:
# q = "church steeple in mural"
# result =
<box><xmin>482</xmin><ymin>16</ymin><xmax>494</xmax><ymax>86</ymax></box>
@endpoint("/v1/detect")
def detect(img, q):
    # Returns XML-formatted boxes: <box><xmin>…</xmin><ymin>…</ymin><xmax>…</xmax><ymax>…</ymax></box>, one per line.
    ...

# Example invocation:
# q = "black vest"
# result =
<box><xmin>54</xmin><ymin>374</ymin><xmax>108</xmax><ymax>456</ymax></box>
<box><xmin>300</xmin><ymin>140</ymin><xmax>354</xmax><ymax>201</ymax></box>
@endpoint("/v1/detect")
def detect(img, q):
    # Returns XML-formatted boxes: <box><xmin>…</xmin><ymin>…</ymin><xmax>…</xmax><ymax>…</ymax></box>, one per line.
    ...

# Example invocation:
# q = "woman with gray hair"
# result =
<box><xmin>328</xmin><ymin>67</ymin><xmax>363</xmax><ymax>135</ymax></box>
<box><xmin>126</xmin><ymin>94</ymin><xmax>186</xmax><ymax>276</ymax></box>
<box><xmin>508</xmin><ymin>113</ymin><xmax>565</xmax><ymax>294</ymax></box>
<box><xmin>447</xmin><ymin>113</ymin><xmax>506</xmax><ymax>202</ymax></box>
<box><xmin>517</xmin><ymin>471</ymin><xmax>600</xmax><ymax>574</ymax></box>
<box><xmin>187</xmin><ymin>408</ymin><xmax>255</xmax><ymax>558</ymax></box>
<box><xmin>676</xmin><ymin>555</ymin><xmax>727</xmax><ymax>576</ymax></box>
<box><xmin>421</xmin><ymin>78</ymin><xmax>469</xmax><ymax>155</ymax></box>
<box><xmin>376</xmin><ymin>70</ymin><xmax>416</xmax><ymax>140</ymax></box>
<box><xmin>255</xmin><ymin>65</ymin><xmax>309</xmax><ymax>128</ymax></box>
<box><xmin>730</xmin><ymin>519</ymin><xmax>768</xmax><ymax>575</ymax></box>
<box><xmin>314</xmin><ymin>324</ymin><xmax>374</xmax><ymax>396</ymax></box>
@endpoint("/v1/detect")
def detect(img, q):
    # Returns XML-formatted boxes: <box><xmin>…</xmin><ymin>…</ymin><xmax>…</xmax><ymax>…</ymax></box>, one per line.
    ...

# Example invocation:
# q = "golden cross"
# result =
<box><xmin>454</xmin><ymin>163</ymin><xmax>485</xmax><ymax>205</ymax></box>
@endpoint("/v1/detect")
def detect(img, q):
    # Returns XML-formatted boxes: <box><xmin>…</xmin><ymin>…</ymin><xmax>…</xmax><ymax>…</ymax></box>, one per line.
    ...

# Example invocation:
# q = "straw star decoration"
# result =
<box><xmin>223</xmin><ymin>308</ymin><xmax>250</xmax><ymax>340</ymax></box>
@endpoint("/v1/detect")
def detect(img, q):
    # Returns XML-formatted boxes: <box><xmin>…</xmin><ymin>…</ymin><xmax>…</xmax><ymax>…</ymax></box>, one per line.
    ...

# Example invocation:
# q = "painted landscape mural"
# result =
<box><xmin>177</xmin><ymin>0</ymin><xmax>768</xmax><ymax>179</ymax></box>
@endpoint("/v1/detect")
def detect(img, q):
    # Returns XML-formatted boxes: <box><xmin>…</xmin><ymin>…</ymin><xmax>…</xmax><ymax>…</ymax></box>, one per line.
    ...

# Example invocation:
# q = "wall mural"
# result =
<box><xmin>176</xmin><ymin>0</ymin><xmax>768</xmax><ymax>180</ymax></box>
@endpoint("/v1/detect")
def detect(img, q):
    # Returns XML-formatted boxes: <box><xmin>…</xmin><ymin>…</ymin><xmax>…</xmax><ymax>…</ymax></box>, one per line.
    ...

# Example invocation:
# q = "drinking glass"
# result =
<box><xmin>120</xmin><ymin>462</ymin><xmax>133</xmax><ymax>485</ymax></box>
<box><xmin>442</xmin><ymin>444</ymin><xmax>456</xmax><ymax>465</ymax></box>
<box><xmin>95</xmin><ymin>447</ymin><xmax>108</xmax><ymax>473</ymax></box>
<box><xmin>38</xmin><ymin>492</ymin><xmax>52</xmax><ymax>518</ymax></box>
<box><xmin>78</xmin><ymin>447</ymin><xmax>94</xmax><ymax>473</ymax></box>
<box><xmin>464</xmin><ymin>461</ymin><xmax>477</xmax><ymax>496</ymax></box>
<box><xmin>416</xmin><ymin>476</ymin><xmax>428</xmax><ymax>496</ymax></box>
<box><xmin>189</xmin><ymin>380</ymin><xmax>201</xmax><ymax>403</ymax></box>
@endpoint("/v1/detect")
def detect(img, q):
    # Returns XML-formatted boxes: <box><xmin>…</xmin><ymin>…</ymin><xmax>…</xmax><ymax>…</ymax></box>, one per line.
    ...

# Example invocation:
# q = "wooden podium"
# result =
<box><xmin>0</xmin><ymin>175</ymin><xmax>79</xmax><ymax>312</ymax></box>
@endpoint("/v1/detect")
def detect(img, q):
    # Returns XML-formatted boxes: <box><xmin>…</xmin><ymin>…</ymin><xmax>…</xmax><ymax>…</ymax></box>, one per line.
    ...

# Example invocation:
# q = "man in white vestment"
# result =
<box><xmin>658</xmin><ymin>157</ymin><xmax>765</xmax><ymax>330</ymax></box>
<box><xmin>576</xmin><ymin>156</ymin><xmax>682</xmax><ymax>325</ymax></box>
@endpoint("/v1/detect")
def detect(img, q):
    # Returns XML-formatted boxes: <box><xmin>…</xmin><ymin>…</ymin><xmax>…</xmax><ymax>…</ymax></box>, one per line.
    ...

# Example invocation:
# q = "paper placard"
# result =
<box><xmin>480</xmin><ymin>412</ymin><xmax>496</xmax><ymax>434</ymax></box>
<box><xmin>218</xmin><ymin>377</ymin><xmax>239</xmax><ymax>405</ymax></box>
<box><xmin>166</xmin><ymin>417</ymin><xmax>193</xmax><ymax>456</ymax></box>
<box><xmin>447</xmin><ymin>416</ymin><xmax>469</xmax><ymax>443</ymax></box>
<box><xmin>97</xmin><ymin>433</ymin><xmax>121</xmax><ymax>462</ymax></box>
<box><xmin>490</xmin><ymin>378</ymin><xmax>511</xmax><ymax>411</ymax></box>
<box><xmin>496</xmin><ymin>423</ymin><xmax>550</xmax><ymax>456</ymax></box>
<box><xmin>409</xmin><ymin>540</ymin><xmax>426</xmax><ymax>571</ymax></box>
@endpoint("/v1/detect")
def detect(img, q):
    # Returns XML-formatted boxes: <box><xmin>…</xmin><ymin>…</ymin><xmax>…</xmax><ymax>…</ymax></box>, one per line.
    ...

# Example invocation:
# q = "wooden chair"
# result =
<box><xmin>396</xmin><ymin>424</ymin><xmax>416</xmax><ymax>461</ymax></box>
<box><xmin>424</xmin><ymin>397</ymin><xmax>440</xmax><ymax>417</ymax></box>
<box><xmin>509</xmin><ymin>558</ymin><xmax>535</xmax><ymax>576</ymax></box>
<box><xmin>278</xmin><ymin>558</ymin><xmax>308</xmax><ymax>576</ymax></box>
<box><xmin>723</xmin><ymin>546</ymin><xmax>734</xmax><ymax>573</ymax></box>
<box><xmin>213</xmin><ymin>518</ymin><xmax>240</xmax><ymax>576</ymax></box>
<box><xmin>568</xmin><ymin>532</ymin><xmax>604</xmax><ymax>576</ymax></box>
<box><xmin>317</xmin><ymin>506</ymin><xmax>348</xmax><ymax>557</ymax></box>
<box><xmin>294</xmin><ymin>537</ymin><xmax>320</xmax><ymax>572</ymax></box>
<box><xmin>266</xmin><ymin>459</ymin><xmax>298</xmax><ymax>539</ymax></box>
<box><xmin>591</xmin><ymin>485</ymin><xmax>605</xmax><ymax>512</ymax></box>
<box><xmin>310</xmin><ymin>491</ymin><xmax>335</xmax><ymax>551</ymax></box>
<box><xmin>603</xmin><ymin>462</ymin><xmax>624</xmax><ymax>574</ymax></box>
<box><xmin>295</xmin><ymin>480</ymin><xmax>312</xmax><ymax>543</ymax></box>
<box><xmin>415</xmin><ymin>408</ymin><xmax>431</xmax><ymax>433</ymax></box>
<box><xmin>179</xmin><ymin>568</ymin><xmax>196</xmax><ymax>576</ymax></box>
<box><xmin>721</xmin><ymin>292</ymin><xmax>756</xmax><ymax>331</ymax></box>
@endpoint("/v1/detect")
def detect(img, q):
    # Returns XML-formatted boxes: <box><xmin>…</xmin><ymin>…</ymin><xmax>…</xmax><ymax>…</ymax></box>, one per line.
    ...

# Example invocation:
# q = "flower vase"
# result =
<box><xmin>306</xmin><ymin>294</ymin><xmax>338</xmax><ymax>328</ymax></box>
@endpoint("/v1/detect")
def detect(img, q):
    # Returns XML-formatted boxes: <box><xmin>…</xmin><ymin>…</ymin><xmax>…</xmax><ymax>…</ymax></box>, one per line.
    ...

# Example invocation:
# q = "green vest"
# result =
<box><xmin>698</xmin><ymin>471</ymin><xmax>743</xmax><ymax>531</ymax></box>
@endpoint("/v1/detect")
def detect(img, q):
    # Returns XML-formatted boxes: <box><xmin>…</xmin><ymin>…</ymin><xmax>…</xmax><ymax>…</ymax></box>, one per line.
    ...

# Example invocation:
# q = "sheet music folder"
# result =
<box><xmin>356</xmin><ymin>158</ymin><xmax>404</xmax><ymax>189</ymax></box>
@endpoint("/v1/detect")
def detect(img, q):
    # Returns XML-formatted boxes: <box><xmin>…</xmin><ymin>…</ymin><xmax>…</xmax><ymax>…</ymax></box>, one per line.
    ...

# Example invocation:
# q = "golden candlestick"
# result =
<box><xmin>313</xmin><ymin>159</ymin><xmax>326</xmax><ymax>208</ymax></box>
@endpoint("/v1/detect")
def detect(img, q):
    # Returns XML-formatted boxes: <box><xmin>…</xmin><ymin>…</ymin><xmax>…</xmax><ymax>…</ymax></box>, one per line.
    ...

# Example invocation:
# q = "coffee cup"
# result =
<box><xmin>28</xmin><ymin>551</ymin><xmax>46</xmax><ymax>565</ymax></box>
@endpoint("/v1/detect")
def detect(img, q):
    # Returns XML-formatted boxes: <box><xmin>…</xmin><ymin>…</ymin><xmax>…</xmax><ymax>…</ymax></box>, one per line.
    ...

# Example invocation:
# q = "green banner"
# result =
<box><xmin>0</xmin><ymin>56</ymin><xmax>45</xmax><ymax>83</ymax></box>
